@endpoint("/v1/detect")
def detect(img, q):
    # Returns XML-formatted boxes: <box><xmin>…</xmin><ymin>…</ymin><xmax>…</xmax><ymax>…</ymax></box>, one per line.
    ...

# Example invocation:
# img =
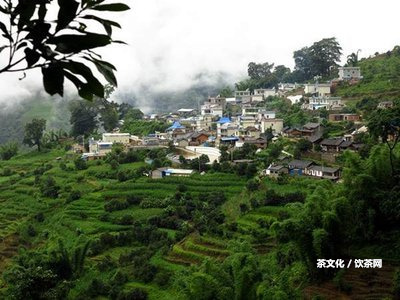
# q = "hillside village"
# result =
<box><xmin>82</xmin><ymin>66</ymin><xmax>368</xmax><ymax>181</ymax></box>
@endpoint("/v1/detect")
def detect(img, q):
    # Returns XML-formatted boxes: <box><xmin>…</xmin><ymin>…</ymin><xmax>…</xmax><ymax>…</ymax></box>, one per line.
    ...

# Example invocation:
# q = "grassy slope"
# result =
<box><xmin>0</xmin><ymin>148</ymin><xmax>397</xmax><ymax>298</ymax></box>
<box><xmin>0</xmin><ymin>150</ymin><xmax>247</xmax><ymax>299</ymax></box>
<box><xmin>334</xmin><ymin>50</ymin><xmax>400</xmax><ymax>104</ymax></box>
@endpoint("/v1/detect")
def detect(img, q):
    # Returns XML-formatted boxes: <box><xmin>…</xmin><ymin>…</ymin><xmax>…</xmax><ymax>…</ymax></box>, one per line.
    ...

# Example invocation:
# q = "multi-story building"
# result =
<box><xmin>304</xmin><ymin>83</ymin><xmax>331</xmax><ymax>96</ymax></box>
<box><xmin>305</xmin><ymin>96</ymin><xmax>342</xmax><ymax>110</ymax></box>
<box><xmin>338</xmin><ymin>67</ymin><xmax>362</xmax><ymax>80</ymax></box>
<box><xmin>260</xmin><ymin>118</ymin><xmax>284</xmax><ymax>134</ymax></box>
<box><xmin>102</xmin><ymin>133</ymin><xmax>130</xmax><ymax>144</ymax></box>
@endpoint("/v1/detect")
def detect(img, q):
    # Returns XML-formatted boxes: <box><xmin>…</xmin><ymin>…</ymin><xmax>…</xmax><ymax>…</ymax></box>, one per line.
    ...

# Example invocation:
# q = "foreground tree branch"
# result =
<box><xmin>0</xmin><ymin>0</ymin><xmax>130</xmax><ymax>100</ymax></box>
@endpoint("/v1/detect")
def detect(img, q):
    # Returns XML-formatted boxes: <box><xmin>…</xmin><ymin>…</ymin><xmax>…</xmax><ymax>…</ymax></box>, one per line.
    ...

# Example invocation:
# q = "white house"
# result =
<box><xmin>102</xmin><ymin>133</ymin><xmax>130</xmax><ymax>144</ymax></box>
<box><xmin>260</xmin><ymin>118</ymin><xmax>284</xmax><ymax>134</ymax></box>
<box><xmin>305</xmin><ymin>96</ymin><xmax>342</xmax><ymax>110</ymax></box>
<box><xmin>257</xmin><ymin>110</ymin><xmax>276</xmax><ymax>121</ymax></box>
<box><xmin>338</xmin><ymin>67</ymin><xmax>362</xmax><ymax>80</ymax></box>
<box><xmin>304</xmin><ymin>83</ymin><xmax>331</xmax><ymax>96</ymax></box>
<box><xmin>196</xmin><ymin>114</ymin><xmax>214</xmax><ymax>131</ymax></box>
<box><xmin>254</xmin><ymin>88</ymin><xmax>277</xmax><ymax>98</ymax></box>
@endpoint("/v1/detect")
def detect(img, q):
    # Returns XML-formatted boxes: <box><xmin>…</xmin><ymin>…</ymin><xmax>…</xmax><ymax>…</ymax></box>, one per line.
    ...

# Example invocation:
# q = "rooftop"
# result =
<box><xmin>288</xmin><ymin>159</ymin><xmax>314</xmax><ymax>169</ymax></box>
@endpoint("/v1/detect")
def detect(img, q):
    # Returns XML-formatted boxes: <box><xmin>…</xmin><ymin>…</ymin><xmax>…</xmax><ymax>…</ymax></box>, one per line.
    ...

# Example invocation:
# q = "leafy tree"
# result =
<box><xmin>273</xmin><ymin>65</ymin><xmax>292</xmax><ymax>82</ymax></box>
<box><xmin>296</xmin><ymin>138</ymin><xmax>312</xmax><ymax>153</ymax></box>
<box><xmin>248</xmin><ymin>62</ymin><xmax>274</xmax><ymax>80</ymax></box>
<box><xmin>0</xmin><ymin>0</ymin><xmax>130</xmax><ymax>100</ymax></box>
<box><xmin>40</xmin><ymin>176</ymin><xmax>60</xmax><ymax>198</ymax></box>
<box><xmin>294</xmin><ymin>37</ymin><xmax>342</xmax><ymax>80</ymax></box>
<box><xmin>0</xmin><ymin>141</ymin><xmax>18</xmax><ymax>160</ymax></box>
<box><xmin>122</xmin><ymin>105</ymin><xmax>144</xmax><ymax>120</ymax></box>
<box><xmin>100</xmin><ymin>103</ymin><xmax>119</xmax><ymax>131</ymax></box>
<box><xmin>219</xmin><ymin>86</ymin><xmax>234</xmax><ymax>98</ymax></box>
<box><xmin>368</xmin><ymin>105</ymin><xmax>400</xmax><ymax>177</ymax></box>
<box><xmin>74</xmin><ymin>157</ymin><xmax>88</xmax><ymax>170</ymax></box>
<box><xmin>69</xmin><ymin>100</ymin><xmax>98</xmax><ymax>136</ymax></box>
<box><xmin>23</xmin><ymin>118</ymin><xmax>46</xmax><ymax>151</ymax></box>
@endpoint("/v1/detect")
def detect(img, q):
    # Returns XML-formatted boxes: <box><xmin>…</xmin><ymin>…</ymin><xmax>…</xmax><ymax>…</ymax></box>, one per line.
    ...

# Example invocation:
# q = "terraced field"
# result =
<box><xmin>165</xmin><ymin>234</ymin><xmax>230</xmax><ymax>266</ymax></box>
<box><xmin>0</xmin><ymin>149</ymin><xmax>249</xmax><ymax>298</ymax></box>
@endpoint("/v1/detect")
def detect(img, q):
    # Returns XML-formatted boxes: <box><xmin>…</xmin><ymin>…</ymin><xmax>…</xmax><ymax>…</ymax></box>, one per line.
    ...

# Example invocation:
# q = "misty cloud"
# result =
<box><xmin>1</xmin><ymin>0</ymin><xmax>400</xmax><ymax>111</ymax></box>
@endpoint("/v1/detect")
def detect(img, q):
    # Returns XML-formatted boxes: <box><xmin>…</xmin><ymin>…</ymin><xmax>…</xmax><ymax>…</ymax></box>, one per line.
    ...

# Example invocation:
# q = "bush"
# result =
<box><xmin>2</xmin><ymin>167</ymin><xmax>13</xmax><ymax>176</ymax></box>
<box><xmin>40</xmin><ymin>176</ymin><xmax>60</xmax><ymax>198</ymax></box>
<box><xmin>153</xmin><ymin>269</ymin><xmax>172</xmax><ymax>287</ymax></box>
<box><xmin>109</xmin><ymin>159</ymin><xmax>119</xmax><ymax>170</ymax></box>
<box><xmin>246</xmin><ymin>179</ymin><xmax>260</xmax><ymax>191</ymax></box>
<box><xmin>67</xmin><ymin>190</ymin><xmax>81</xmax><ymax>203</ymax></box>
<box><xmin>74</xmin><ymin>157</ymin><xmax>87</xmax><ymax>170</ymax></box>
<box><xmin>117</xmin><ymin>288</ymin><xmax>148</xmax><ymax>300</ymax></box>
<box><xmin>115</xmin><ymin>214</ymin><xmax>134</xmax><ymax>225</ymax></box>
<box><xmin>27</xmin><ymin>225</ymin><xmax>36</xmax><ymax>237</ymax></box>
<box><xmin>0</xmin><ymin>142</ymin><xmax>18</xmax><ymax>160</ymax></box>
<box><xmin>126</xmin><ymin>195</ymin><xmax>142</xmax><ymax>205</ymax></box>
<box><xmin>34</xmin><ymin>212</ymin><xmax>45</xmax><ymax>222</ymax></box>
<box><xmin>264</xmin><ymin>189</ymin><xmax>305</xmax><ymax>206</ymax></box>
<box><xmin>117</xmin><ymin>170</ymin><xmax>131</xmax><ymax>182</ymax></box>
<box><xmin>105</xmin><ymin>199</ymin><xmax>129</xmax><ymax>212</ymax></box>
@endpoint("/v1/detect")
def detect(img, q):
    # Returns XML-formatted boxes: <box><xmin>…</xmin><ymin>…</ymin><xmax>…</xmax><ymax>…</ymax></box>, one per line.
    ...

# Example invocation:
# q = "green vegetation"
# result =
<box><xmin>335</xmin><ymin>46</ymin><xmax>400</xmax><ymax>101</ymax></box>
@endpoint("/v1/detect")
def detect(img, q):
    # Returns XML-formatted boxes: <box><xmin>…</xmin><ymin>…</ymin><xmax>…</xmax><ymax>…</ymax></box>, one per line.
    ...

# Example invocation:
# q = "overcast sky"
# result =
<box><xmin>1</xmin><ymin>0</ymin><xmax>400</xmax><ymax>106</ymax></box>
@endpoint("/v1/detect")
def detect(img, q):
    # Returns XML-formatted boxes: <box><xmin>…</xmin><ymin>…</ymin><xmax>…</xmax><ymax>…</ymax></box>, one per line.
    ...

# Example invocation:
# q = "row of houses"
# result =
<box><xmin>266</xmin><ymin>159</ymin><xmax>341</xmax><ymax>180</ymax></box>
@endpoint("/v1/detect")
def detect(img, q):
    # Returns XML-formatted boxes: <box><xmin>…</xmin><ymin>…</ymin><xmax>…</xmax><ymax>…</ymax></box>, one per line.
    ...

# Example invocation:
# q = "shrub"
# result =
<box><xmin>86</xmin><ymin>279</ymin><xmax>110</xmax><ymax>297</ymax></box>
<box><xmin>109</xmin><ymin>159</ymin><xmax>119</xmax><ymax>170</ymax></box>
<box><xmin>76</xmin><ymin>175</ymin><xmax>84</xmax><ymax>183</ymax></box>
<box><xmin>126</xmin><ymin>195</ymin><xmax>142</xmax><ymax>205</ymax></box>
<box><xmin>117</xmin><ymin>170</ymin><xmax>131</xmax><ymax>182</ymax></box>
<box><xmin>40</xmin><ymin>176</ymin><xmax>60</xmax><ymax>198</ymax></box>
<box><xmin>239</xmin><ymin>203</ymin><xmax>249</xmax><ymax>214</ymax></box>
<box><xmin>153</xmin><ymin>269</ymin><xmax>172</xmax><ymax>287</ymax></box>
<box><xmin>105</xmin><ymin>199</ymin><xmax>129</xmax><ymax>212</ymax></box>
<box><xmin>117</xmin><ymin>288</ymin><xmax>148</xmax><ymax>300</ymax></box>
<box><xmin>34</xmin><ymin>212</ymin><xmax>45</xmax><ymax>222</ymax></box>
<box><xmin>67</xmin><ymin>190</ymin><xmax>81</xmax><ymax>203</ymax></box>
<box><xmin>27</xmin><ymin>225</ymin><xmax>36</xmax><ymax>237</ymax></box>
<box><xmin>0</xmin><ymin>142</ymin><xmax>18</xmax><ymax>160</ymax></box>
<box><xmin>246</xmin><ymin>179</ymin><xmax>260</xmax><ymax>191</ymax></box>
<box><xmin>115</xmin><ymin>214</ymin><xmax>134</xmax><ymax>225</ymax></box>
<box><xmin>2</xmin><ymin>167</ymin><xmax>13</xmax><ymax>176</ymax></box>
<box><xmin>74</xmin><ymin>157</ymin><xmax>88</xmax><ymax>170</ymax></box>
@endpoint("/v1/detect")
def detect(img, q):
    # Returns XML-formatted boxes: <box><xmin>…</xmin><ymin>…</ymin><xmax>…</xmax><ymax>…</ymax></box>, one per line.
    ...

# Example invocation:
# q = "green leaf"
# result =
<box><xmin>90</xmin><ymin>3</ymin><xmax>130</xmax><ymax>11</ymax></box>
<box><xmin>48</xmin><ymin>33</ymin><xmax>111</xmax><ymax>53</ymax></box>
<box><xmin>24</xmin><ymin>48</ymin><xmax>40</xmax><ymax>67</ymax></box>
<box><xmin>81</xmin><ymin>15</ymin><xmax>121</xmax><ymax>36</ymax></box>
<box><xmin>84</xmin><ymin>57</ymin><xmax>117</xmax><ymax>86</ymax></box>
<box><xmin>60</xmin><ymin>61</ymin><xmax>104</xmax><ymax>98</ymax></box>
<box><xmin>56</xmin><ymin>0</ymin><xmax>79</xmax><ymax>31</ymax></box>
<box><xmin>42</xmin><ymin>64</ymin><xmax>64</xmax><ymax>96</ymax></box>
<box><xmin>64</xmin><ymin>71</ymin><xmax>93</xmax><ymax>101</ymax></box>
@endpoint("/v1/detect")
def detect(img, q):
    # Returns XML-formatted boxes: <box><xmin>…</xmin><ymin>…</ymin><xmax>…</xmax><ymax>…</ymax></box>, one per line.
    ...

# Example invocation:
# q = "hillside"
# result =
<box><xmin>334</xmin><ymin>46</ymin><xmax>400</xmax><ymax>103</ymax></box>
<box><xmin>0</xmin><ymin>140</ymin><xmax>399</xmax><ymax>299</ymax></box>
<box><xmin>0</xmin><ymin>97</ymin><xmax>71</xmax><ymax>145</ymax></box>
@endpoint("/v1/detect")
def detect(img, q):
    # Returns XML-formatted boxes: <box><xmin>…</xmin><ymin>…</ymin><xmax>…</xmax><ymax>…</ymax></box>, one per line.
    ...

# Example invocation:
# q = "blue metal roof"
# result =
<box><xmin>167</xmin><ymin>121</ymin><xmax>185</xmax><ymax>130</ymax></box>
<box><xmin>217</xmin><ymin>117</ymin><xmax>231</xmax><ymax>124</ymax></box>
<box><xmin>221</xmin><ymin>136</ymin><xmax>239</xmax><ymax>141</ymax></box>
